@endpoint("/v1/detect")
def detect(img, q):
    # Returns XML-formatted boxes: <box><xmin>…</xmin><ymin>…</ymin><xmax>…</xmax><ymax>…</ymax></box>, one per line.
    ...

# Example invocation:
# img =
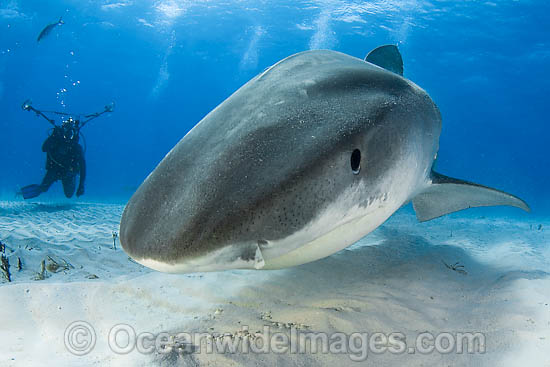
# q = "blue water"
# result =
<box><xmin>1</xmin><ymin>0</ymin><xmax>548</xmax><ymax>213</ymax></box>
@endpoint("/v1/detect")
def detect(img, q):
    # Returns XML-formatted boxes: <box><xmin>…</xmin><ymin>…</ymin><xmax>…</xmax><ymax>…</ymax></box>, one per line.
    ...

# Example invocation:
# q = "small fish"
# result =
<box><xmin>37</xmin><ymin>17</ymin><xmax>64</xmax><ymax>42</ymax></box>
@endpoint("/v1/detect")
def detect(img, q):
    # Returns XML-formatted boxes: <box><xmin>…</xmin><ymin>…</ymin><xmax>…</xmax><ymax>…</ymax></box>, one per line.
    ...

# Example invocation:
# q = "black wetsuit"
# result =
<box><xmin>40</xmin><ymin>127</ymin><xmax>86</xmax><ymax>198</ymax></box>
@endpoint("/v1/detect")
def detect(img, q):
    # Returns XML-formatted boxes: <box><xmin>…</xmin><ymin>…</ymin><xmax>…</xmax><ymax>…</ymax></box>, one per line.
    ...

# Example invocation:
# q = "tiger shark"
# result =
<box><xmin>120</xmin><ymin>45</ymin><xmax>529</xmax><ymax>273</ymax></box>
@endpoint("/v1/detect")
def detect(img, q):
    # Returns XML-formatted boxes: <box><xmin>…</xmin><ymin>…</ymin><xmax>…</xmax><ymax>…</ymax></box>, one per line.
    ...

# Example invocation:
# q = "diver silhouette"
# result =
<box><xmin>19</xmin><ymin>100</ymin><xmax>114</xmax><ymax>200</ymax></box>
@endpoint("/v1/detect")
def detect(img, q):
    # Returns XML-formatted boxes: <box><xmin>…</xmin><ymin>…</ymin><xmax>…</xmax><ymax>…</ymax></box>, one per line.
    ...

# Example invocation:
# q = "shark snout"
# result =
<box><xmin>120</xmin><ymin>192</ymin><xmax>270</xmax><ymax>273</ymax></box>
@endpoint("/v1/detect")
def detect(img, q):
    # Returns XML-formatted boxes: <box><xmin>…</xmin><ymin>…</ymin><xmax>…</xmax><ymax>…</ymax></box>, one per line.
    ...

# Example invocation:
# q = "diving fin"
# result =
<box><xmin>365</xmin><ymin>45</ymin><xmax>404</xmax><ymax>76</ymax></box>
<box><xmin>20</xmin><ymin>184</ymin><xmax>43</xmax><ymax>200</ymax></box>
<box><xmin>412</xmin><ymin>171</ymin><xmax>530</xmax><ymax>222</ymax></box>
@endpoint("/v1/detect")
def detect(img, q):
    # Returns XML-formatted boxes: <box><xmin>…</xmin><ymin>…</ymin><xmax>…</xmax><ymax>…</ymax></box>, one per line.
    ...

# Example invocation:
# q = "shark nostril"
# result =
<box><xmin>351</xmin><ymin>149</ymin><xmax>361</xmax><ymax>174</ymax></box>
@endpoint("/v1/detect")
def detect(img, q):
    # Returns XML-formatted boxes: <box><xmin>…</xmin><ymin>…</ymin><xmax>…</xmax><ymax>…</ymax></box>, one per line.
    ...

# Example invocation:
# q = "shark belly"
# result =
<box><xmin>261</xmin><ymin>192</ymin><xmax>403</xmax><ymax>269</ymax></box>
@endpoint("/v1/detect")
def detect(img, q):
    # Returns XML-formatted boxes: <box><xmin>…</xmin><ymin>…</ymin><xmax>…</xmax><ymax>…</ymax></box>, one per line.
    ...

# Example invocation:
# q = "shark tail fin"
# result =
<box><xmin>412</xmin><ymin>171</ymin><xmax>530</xmax><ymax>222</ymax></box>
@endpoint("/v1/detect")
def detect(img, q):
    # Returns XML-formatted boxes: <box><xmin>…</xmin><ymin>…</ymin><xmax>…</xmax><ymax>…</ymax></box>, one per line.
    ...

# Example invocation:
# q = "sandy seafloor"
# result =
<box><xmin>0</xmin><ymin>200</ymin><xmax>548</xmax><ymax>367</ymax></box>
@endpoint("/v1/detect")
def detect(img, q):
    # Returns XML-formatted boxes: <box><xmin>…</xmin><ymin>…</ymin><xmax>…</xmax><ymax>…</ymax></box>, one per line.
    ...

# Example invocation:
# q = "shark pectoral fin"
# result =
<box><xmin>412</xmin><ymin>171</ymin><xmax>530</xmax><ymax>222</ymax></box>
<box><xmin>365</xmin><ymin>45</ymin><xmax>404</xmax><ymax>76</ymax></box>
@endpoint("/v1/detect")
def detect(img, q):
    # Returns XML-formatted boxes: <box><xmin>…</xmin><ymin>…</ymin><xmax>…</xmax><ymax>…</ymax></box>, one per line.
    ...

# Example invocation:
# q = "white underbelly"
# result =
<box><xmin>261</xmin><ymin>193</ymin><xmax>402</xmax><ymax>269</ymax></box>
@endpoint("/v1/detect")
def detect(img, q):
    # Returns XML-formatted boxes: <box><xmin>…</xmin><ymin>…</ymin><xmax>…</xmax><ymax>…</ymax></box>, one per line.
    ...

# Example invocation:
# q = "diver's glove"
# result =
<box><xmin>76</xmin><ymin>185</ymin><xmax>85</xmax><ymax>197</ymax></box>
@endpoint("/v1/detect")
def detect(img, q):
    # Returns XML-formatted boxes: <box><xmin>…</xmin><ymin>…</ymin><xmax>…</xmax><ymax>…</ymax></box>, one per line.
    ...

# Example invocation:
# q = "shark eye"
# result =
<box><xmin>350</xmin><ymin>149</ymin><xmax>361</xmax><ymax>174</ymax></box>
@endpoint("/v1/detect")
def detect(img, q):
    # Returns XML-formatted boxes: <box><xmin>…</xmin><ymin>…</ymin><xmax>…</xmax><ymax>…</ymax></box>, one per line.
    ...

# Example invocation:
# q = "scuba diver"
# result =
<box><xmin>19</xmin><ymin>100</ymin><xmax>114</xmax><ymax>200</ymax></box>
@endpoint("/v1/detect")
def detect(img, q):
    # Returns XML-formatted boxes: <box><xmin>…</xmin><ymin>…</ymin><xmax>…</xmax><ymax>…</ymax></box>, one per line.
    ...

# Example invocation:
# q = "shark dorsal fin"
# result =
<box><xmin>365</xmin><ymin>45</ymin><xmax>403</xmax><ymax>76</ymax></box>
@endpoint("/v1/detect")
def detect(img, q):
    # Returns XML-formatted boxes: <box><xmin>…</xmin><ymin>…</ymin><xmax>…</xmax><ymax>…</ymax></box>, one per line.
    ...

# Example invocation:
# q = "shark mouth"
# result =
<box><xmin>133</xmin><ymin>241</ymin><xmax>266</xmax><ymax>274</ymax></box>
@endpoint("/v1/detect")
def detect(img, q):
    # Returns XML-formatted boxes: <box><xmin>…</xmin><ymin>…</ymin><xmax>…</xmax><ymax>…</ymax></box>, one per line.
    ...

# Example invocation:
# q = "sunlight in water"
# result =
<box><xmin>240</xmin><ymin>25</ymin><xmax>266</xmax><ymax>70</ymax></box>
<box><xmin>154</xmin><ymin>0</ymin><xmax>188</xmax><ymax>20</ymax></box>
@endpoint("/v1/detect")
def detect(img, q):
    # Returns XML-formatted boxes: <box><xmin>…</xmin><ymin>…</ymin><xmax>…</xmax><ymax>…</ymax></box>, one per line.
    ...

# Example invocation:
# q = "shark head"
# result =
<box><xmin>120</xmin><ymin>49</ymin><xmax>443</xmax><ymax>273</ymax></box>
